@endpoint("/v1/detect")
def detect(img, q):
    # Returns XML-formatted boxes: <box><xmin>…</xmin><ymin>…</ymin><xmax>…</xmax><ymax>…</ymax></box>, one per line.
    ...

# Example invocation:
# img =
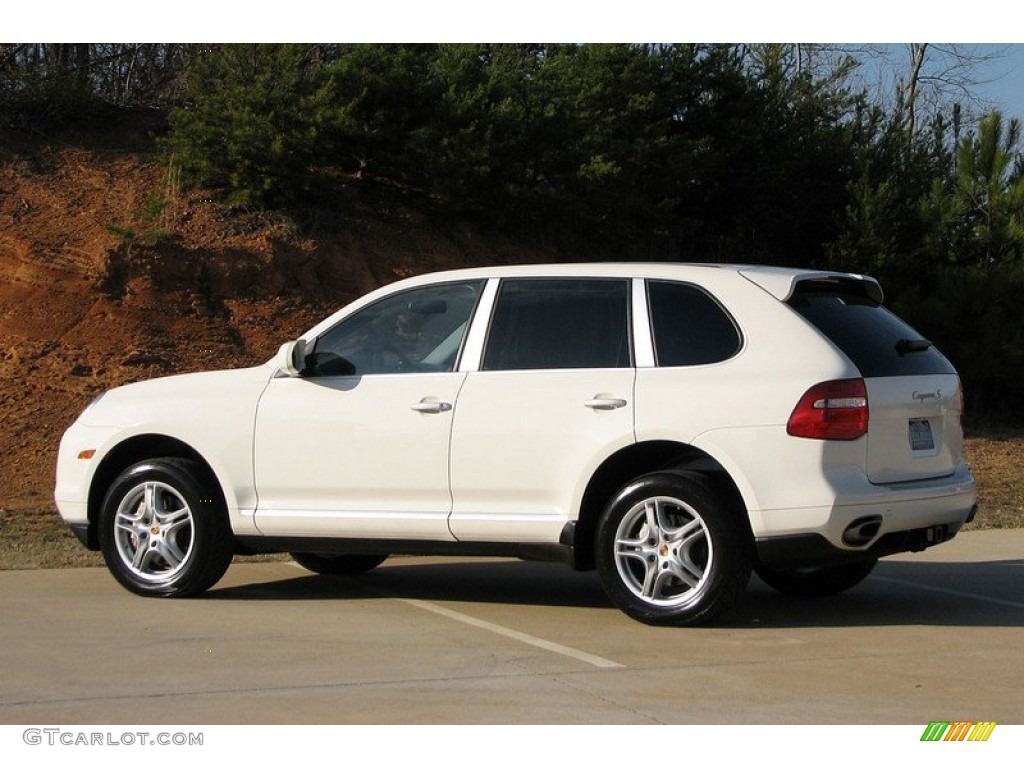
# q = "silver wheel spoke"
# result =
<box><xmin>143</xmin><ymin>483</ymin><xmax>158</xmax><ymax>519</ymax></box>
<box><xmin>665</xmin><ymin>558</ymin><xmax>701</xmax><ymax>589</ymax></box>
<box><xmin>644</xmin><ymin>500</ymin><xmax>662</xmax><ymax>536</ymax></box>
<box><xmin>615</xmin><ymin>545</ymin><xmax>651</xmax><ymax>567</ymax></box>
<box><xmin>651</xmin><ymin>567</ymin><xmax>683</xmax><ymax>598</ymax></box>
<box><xmin>114</xmin><ymin>516</ymin><xmax>142</xmax><ymax>536</ymax></box>
<box><xmin>665</xmin><ymin>516</ymin><xmax>702</xmax><ymax>544</ymax></box>
<box><xmin>131</xmin><ymin>540</ymin><xmax>151</xmax><ymax>571</ymax></box>
<box><xmin>641</xmin><ymin>560</ymin><xmax>661</xmax><ymax>597</ymax></box>
<box><xmin>677</xmin><ymin>534</ymin><xmax>707</xmax><ymax>582</ymax></box>
<box><xmin>158</xmin><ymin>508</ymin><xmax>191</xmax><ymax>535</ymax></box>
<box><xmin>157</xmin><ymin>538</ymin><xmax>186</xmax><ymax>568</ymax></box>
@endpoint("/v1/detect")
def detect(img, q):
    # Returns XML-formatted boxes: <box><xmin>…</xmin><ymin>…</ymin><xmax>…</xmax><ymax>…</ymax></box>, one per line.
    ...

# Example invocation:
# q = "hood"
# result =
<box><xmin>77</xmin><ymin>364</ymin><xmax>276</xmax><ymax>428</ymax></box>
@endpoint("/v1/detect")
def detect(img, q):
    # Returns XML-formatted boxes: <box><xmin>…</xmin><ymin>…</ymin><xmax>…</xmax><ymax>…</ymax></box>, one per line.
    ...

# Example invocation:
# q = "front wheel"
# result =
<box><xmin>754</xmin><ymin>559</ymin><xmax>878</xmax><ymax>597</ymax></box>
<box><xmin>98</xmin><ymin>458</ymin><xmax>233</xmax><ymax>597</ymax></box>
<box><xmin>595</xmin><ymin>473</ymin><xmax>752</xmax><ymax>626</ymax></box>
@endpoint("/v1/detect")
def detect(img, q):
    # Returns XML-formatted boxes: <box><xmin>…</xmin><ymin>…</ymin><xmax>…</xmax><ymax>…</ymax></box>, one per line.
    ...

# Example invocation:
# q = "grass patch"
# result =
<box><xmin>963</xmin><ymin>430</ymin><xmax>1024</xmax><ymax>530</ymax></box>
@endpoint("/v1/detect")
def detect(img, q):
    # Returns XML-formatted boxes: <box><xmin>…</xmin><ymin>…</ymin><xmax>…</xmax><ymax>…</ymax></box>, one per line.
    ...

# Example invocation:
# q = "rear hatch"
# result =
<box><xmin>787</xmin><ymin>278</ymin><xmax>962</xmax><ymax>484</ymax></box>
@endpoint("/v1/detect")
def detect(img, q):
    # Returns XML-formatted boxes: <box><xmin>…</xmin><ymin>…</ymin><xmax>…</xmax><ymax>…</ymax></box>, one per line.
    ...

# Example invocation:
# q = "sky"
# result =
<box><xmin>9</xmin><ymin>1</ymin><xmax>1024</xmax><ymax>41</ymax></box>
<box><xmin>970</xmin><ymin>45</ymin><xmax>1024</xmax><ymax>120</ymax></box>
<box><xmin>852</xmin><ymin>44</ymin><xmax>1024</xmax><ymax>124</ymax></box>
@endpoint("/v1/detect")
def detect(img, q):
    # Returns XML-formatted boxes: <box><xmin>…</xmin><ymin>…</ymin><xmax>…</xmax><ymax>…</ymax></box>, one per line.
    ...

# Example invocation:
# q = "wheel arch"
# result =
<box><xmin>573</xmin><ymin>440</ymin><xmax>751</xmax><ymax>570</ymax></box>
<box><xmin>84</xmin><ymin>434</ymin><xmax>229</xmax><ymax>550</ymax></box>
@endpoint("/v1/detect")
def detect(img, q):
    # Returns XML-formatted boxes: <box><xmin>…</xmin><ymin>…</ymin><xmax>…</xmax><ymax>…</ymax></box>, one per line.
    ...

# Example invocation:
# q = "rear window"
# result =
<box><xmin>787</xmin><ymin>280</ymin><xmax>956</xmax><ymax>378</ymax></box>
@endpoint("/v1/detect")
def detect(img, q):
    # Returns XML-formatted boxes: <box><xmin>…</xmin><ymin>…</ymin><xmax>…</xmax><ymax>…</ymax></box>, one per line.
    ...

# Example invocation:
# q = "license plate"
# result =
<box><xmin>909</xmin><ymin>419</ymin><xmax>935</xmax><ymax>451</ymax></box>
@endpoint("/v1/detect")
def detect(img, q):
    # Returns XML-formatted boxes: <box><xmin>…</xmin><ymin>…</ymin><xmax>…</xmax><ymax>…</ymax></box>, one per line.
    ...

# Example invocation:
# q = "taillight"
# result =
<box><xmin>787</xmin><ymin>379</ymin><xmax>869</xmax><ymax>440</ymax></box>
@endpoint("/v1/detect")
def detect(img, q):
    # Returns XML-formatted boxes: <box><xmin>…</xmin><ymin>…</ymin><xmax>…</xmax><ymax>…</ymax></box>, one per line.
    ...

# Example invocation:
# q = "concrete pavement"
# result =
<box><xmin>1</xmin><ymin>529</ymin><xmax>1021</xmax><ymax>725</ymax></box>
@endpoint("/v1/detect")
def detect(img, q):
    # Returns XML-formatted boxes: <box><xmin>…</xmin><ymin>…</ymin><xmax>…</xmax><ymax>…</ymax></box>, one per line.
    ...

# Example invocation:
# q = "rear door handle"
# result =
<box><xmin>411</xmin><ymin>399</ymin><xmax>453</xmax><ymax>414</ymax></box>
<box><xmin>584</xmin><ymin>397</ymin><xmax>628</xmax><ymax>411</ymax></box>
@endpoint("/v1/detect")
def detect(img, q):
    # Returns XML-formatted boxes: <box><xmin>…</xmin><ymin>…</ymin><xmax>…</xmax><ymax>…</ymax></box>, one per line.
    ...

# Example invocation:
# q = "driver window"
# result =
<box><xmin>305</xmin><ymin>280</ymin><xmax>484</xmax><ymax>376</ymax></box>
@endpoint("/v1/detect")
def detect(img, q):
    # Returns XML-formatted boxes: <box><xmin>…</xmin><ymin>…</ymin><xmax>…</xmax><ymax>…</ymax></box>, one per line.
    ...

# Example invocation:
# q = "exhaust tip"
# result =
<box><xmin>842</xmin><ymin>516</ymin><xmax>883</xmax><ymax>546</ymax></box>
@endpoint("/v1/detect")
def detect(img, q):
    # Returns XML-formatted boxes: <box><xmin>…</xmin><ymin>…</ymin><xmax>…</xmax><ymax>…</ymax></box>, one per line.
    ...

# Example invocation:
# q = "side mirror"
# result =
<box><xmin>275</xmin><ymin>339</ymin><xmax>307</xmax><ymax>377</ymax></box>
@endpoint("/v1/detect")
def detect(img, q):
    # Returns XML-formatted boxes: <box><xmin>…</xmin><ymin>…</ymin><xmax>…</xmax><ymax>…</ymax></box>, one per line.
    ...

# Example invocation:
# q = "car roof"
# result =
<box><xmin>384</xmin><ymin>262</ymin><xmax>882</xmax><ymax>303</ymax></box>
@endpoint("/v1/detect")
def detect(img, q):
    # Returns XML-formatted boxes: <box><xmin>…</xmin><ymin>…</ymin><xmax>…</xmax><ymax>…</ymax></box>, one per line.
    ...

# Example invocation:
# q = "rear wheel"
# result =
<box><xmin>595</xmin><ymin>473</ymin><xmax>751</xmax><ymax>626</ymax></box>
<box><xmin>290</xmin><ymin>552</ymin><xmax>388</xmax><ymax>575</ymax></box>
<box><xmin>99</xmin><ymin>458</ymin><xmax>233</xmax><ymax>597</ymax></box>
<box><xmin>754</xmin><ymin>559</ymin><xmax>877</xmax><ymax>597</ymax></box>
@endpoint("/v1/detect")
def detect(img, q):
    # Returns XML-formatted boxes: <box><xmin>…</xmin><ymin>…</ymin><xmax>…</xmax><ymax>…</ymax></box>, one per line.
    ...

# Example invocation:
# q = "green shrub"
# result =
<box><xmin>164</xmin><ymin>45</ymin><xmax>335</xmax><ymax>207</ymax></box>
<box><xmin>892</xmin><ymin>263</ymin><xmax>1024</xmax><ymax>426</ymax></box>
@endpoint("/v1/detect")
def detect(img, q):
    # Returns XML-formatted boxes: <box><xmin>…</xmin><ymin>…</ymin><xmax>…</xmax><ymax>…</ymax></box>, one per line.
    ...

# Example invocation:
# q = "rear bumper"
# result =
<box><xmin>754</xmin><ymin>462</ymin><xmax>977</xmax><ymax>566</ymax></box>
<box><xmin>756</xmin><ymin>513</ymin><xmax>973</xmax><ymax>567</ymax></box>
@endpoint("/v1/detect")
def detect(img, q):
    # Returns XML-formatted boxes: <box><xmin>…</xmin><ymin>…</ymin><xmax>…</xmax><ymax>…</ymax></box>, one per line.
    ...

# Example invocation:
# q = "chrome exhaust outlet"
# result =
<box><xmin>842</xmin><ymin>515</ymin><xmax>883</xmax><ymax>546</ymax></box>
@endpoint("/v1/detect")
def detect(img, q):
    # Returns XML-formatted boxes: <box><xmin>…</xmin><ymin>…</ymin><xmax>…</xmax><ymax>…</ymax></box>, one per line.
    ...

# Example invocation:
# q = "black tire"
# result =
<box><xmin>754</xmin><ymin>559</ymin><xmax>878</xmax><ymax>597</ymax></box>
<box><xmin>595</xmin><ymin>472</ymin><xmax>752</xmax><ymax>626</ymax></box>
<box><xmin>290</xmin><ymin>552</ymin><xmax>389</xmax><ymax>575</ymax></box>
<box><xmin>98</xmin><ymin>458</ymin><xmax>233</xmax><ymax>597</ymax></box>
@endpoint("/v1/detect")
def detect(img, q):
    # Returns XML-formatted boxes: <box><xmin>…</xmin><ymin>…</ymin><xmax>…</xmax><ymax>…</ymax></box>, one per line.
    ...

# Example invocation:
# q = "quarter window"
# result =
<box><xmin>482</xmin><ymin>279</ymin><xmax>631</xmax><ymax>370</ymax></box>
<box><xmin>647</xmin><ymin>280</ymin><xmax>741</xmax><ymax>366</ymax></box>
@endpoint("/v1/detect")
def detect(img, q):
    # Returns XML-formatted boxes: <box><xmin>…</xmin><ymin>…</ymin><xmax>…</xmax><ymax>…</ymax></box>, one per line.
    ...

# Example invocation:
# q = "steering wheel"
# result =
<box><xmin>371</xmin><ymin>345</ymin><xmax>414</xmax><ymax>374</ymax></box>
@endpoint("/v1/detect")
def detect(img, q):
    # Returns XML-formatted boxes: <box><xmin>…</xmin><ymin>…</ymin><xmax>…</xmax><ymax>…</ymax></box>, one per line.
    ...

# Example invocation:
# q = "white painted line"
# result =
<box><xmin>874</xmin><ymin>576</ymin><xmax>1024</xmax><ymax>610</ymax></box>
<box><xmin>286</xmin><ymin>560</ymin><xmax>623</xmax><ymax>668</ymax></box>
<box><xmin>398</xmin><ymin>597</ymin><xmax>625</xmax><ymax>669</ymax></box>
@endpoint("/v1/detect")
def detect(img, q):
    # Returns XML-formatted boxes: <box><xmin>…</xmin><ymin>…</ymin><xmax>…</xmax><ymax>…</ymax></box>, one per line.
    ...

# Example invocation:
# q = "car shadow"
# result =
<box><xmin>725</xmin><ymin>558</ymin><xmax>1024</xmax><ymax>629</ymax></box>
<box><xmin>207</xmin><ymin>557</ymin><xmax>1024</xmax><ymax>629</ymax></box>
<box><xmin>211</xmin><ymin>558</ymin><xmax>614</xmax><ymax>609</ymax></box>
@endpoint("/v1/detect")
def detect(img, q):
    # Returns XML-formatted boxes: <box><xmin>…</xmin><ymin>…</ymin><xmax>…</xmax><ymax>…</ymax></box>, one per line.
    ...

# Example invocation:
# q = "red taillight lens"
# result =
<box><xmin>787</xmin><ymin>379</ymin><xmax>869</xmax><ymax>440</ymax></box>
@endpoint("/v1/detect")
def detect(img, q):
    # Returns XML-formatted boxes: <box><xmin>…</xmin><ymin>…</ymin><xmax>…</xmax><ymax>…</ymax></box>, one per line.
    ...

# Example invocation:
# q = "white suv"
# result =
<box><xmin>55</xmin><ymin>264</ymin><xmax>978</xmax><ymax>625</ymax></box>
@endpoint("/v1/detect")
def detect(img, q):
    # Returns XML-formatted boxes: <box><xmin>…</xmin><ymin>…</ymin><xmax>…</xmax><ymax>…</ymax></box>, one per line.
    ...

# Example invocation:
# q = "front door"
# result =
<box><xmin>253</xmin><ymin>280</ymin><xmax>484</xmax><ymax>539</ymax></box>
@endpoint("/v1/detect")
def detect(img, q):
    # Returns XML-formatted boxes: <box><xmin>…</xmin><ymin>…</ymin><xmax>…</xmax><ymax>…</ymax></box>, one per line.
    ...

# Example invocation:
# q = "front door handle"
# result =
<box><xmin>584</xmin><ymin>396</ymin><xmax>628</xmax><ymax>411</ymax></box>
<box><xmin>411</xmin><ymin>399</ymin><xmax>453</xmax><ymax>414</ymax></box>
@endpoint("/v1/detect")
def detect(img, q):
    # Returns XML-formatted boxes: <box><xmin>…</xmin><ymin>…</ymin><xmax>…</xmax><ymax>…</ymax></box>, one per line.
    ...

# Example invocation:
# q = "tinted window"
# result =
<box><xmin>482</xmin><ymin>279</ymin><xmax>630</xmax><ymax>370</ymax></box>
<box><xmin>308</xmin><ymin>281</ymin><xmax>484</xmax><ymax>376</ymax></box>
<box><xmin>648</xmin><ymin>281</ymin><xmax>741</xmax><ymax>366</ymax></box>
<box><xmin>788</xmin><ymin>281</ymin><xmax>956</xmax><ymax>377</ymax></box>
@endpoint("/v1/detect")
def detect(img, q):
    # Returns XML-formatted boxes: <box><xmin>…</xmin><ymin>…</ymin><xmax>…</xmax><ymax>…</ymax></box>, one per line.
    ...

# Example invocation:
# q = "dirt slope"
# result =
<box><xmin>0</xmin><ymin>130</ymin><xmax>549</xmax><ymax>522</ymax></box>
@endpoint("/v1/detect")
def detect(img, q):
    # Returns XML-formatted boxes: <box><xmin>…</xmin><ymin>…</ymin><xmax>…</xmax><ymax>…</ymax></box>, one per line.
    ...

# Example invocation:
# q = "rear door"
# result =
<box><xmin>787</xmin><ymin>280</ymin><xmax>963</xmax><ymax>484</ymax></box>
<box><xmin>448</xmin><ymin>278</ymin><xmax>636</xmax><ymax>542</ymax></box>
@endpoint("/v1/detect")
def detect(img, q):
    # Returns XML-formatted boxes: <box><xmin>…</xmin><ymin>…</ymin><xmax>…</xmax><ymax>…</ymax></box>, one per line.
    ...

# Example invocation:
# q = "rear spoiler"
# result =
<box><xmin>738</xmin><ymin>268</ymin><xmax>884</xmax><ymax>304</ymax></box>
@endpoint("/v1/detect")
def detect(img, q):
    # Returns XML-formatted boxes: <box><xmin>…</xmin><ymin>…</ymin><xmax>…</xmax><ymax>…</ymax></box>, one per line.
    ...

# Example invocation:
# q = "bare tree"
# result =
<box><xmin>894</xmin><ymin>44</ymin><xmax>1008</xmax><ymax>133</ymax></box>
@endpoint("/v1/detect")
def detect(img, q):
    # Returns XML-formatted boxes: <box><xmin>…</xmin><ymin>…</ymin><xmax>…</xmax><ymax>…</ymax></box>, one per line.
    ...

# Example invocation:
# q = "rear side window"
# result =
<box><xmin>482</xmin><ymin>279</ymin><xmax>631</xmax><ymax>370</ymax></box>
<box><xmin>648</xmin><ymin>281</ymin><xmax>741</xmax><ymax>366</ymax></box>
<box><xmin>787</xmin><ymin>280</ymin><xmax>956</xmax><ymax>377</ymax></box>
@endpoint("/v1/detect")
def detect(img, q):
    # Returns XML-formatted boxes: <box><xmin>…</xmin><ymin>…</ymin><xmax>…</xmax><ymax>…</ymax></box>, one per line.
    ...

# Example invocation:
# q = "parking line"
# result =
<box><xmin>874</xmin><ymin>576</ymin><xmax>1024</xmax><ymax>610</ymax></box>
<box><xmin>397</xmin><ymin>597</ymin><xmax>625</xmax><ymax>669</ymax></box>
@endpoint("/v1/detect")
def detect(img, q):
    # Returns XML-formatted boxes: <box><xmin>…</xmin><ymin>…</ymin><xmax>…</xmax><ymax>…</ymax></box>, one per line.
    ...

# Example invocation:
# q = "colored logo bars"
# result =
<box><xmin>921</xmin><ymin>721</ymin><xmax>997</xmax><ymax>742</ymax></box>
